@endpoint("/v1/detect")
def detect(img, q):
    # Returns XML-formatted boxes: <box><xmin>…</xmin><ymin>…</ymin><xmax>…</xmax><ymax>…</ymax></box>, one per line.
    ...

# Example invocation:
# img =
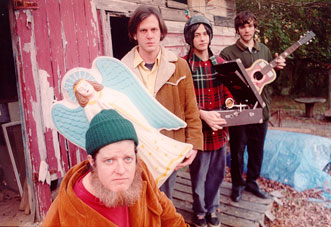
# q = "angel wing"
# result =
<box><xmin>93</xmin><ymin>57</ymin><xmax>186</xmax><ymax>130</ymax></box>
<box><xmin>51</xmin><ymin>103</ymin><xmax>88</xmax><ymax>149</ymax></box>
<box><xmin>51</xmin><ymin>56</ymin><xmax>187</xmax><ymax>150</ymax></box>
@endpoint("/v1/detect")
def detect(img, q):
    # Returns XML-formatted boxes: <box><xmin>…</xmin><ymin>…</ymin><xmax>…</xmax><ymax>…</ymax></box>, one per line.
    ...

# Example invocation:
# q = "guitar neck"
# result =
<box><xmin>269</xmin><ymin>42</ymin><xmax>301</xmax><ymax>68</ymax></box>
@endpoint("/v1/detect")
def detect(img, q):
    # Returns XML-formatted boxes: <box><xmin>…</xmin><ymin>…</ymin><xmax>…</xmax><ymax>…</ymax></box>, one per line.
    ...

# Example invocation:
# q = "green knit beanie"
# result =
<box><xmin>85</xmin><ymin>109</ymin><xmax>138</xmax><ymax>155</ymax></box>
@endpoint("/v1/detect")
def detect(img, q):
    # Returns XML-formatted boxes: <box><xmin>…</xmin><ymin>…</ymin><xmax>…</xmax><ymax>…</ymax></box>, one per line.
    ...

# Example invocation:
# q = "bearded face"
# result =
<box><xmin>90</xmin><ymin>161</ymin><xmax>142</xmax><ymax>207</ymax></box>
<box><xmin>87</xmin><ymin>140</ymin><xmax>142</xmax><ymax>207</ymax></box>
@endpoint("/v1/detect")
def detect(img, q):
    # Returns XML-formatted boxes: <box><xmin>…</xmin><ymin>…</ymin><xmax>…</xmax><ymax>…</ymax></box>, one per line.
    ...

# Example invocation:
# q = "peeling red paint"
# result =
<box><xmin>10</xmin><ymin>0</ymin><xmax>101</xmax><ymax>220</ymax></box>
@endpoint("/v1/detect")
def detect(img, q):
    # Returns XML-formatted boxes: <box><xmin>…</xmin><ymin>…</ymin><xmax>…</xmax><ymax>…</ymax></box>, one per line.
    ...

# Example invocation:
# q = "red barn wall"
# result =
<box><xmin>9</xmin><ymin>0</ymin><xmax>101</xmax><ymax>219</ymax></box>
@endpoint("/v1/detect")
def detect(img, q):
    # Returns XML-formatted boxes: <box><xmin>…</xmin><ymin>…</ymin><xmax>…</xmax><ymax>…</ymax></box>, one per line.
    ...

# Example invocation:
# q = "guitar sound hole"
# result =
<box><xmin>253</xmin><ymin>71</ymin><xmax>263</xmax><ymax>81</ymax></box>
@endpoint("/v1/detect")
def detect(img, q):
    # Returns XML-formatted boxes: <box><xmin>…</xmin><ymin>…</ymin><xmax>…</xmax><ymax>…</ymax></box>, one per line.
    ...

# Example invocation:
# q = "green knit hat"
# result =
<box><xmin>85</xmin><ymin>109</ymin><xmax>138</xmax><ymax>155</ymax></box>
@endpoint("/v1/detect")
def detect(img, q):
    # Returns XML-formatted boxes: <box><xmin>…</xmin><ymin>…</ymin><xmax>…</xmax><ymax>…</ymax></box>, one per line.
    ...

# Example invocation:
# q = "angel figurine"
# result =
<box><xmin>51</xmin><ymin>57</ymin><xmax>193</xmax><ymax>187</ymax></box>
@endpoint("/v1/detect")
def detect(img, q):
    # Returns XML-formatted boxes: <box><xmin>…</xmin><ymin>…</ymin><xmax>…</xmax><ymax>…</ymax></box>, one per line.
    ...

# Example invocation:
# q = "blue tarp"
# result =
<box><xmin>226</xmin><ymin>129</ymin><xmax>331</xmax><ymax>206</ymax></box>
<box><xmin>259</xmin><ymin>130</ymin><xmax>331</xmax><ymax>192</ymax></box>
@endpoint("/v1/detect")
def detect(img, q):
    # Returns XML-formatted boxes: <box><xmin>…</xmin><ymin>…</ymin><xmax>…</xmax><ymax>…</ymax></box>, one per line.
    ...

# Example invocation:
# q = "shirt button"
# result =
<box><xmin>212</xmin><ymin>132</ymin><xmax>215</xmax><ymax>135</ymax></box>
<box><xmin>210</xmin><ymin>102</ymin><xmax>212</xmax><ymax>104</ymax></box>
<box><xmin>208</xmin><ymin>89</ymin><xmax>210</xmax><ymax>92</ymax></box>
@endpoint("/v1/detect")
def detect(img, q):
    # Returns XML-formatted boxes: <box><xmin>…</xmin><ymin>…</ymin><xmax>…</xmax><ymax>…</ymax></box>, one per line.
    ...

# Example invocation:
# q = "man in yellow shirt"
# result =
<box><xmin>122</xmin><ymin>5</ymin><xmax>203</xmax><ymax>200</ymax></box>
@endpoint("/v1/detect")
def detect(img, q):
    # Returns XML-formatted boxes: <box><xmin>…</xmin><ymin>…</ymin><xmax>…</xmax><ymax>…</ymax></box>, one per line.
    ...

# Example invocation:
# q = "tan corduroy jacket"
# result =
<box><xmin>42</xmin><ymin>159</ymin><xmax>189</xmax><ymax>227</ymax></box>
<box><xmin>122</xmin><ymin>46</ymin><xmax>203</xmax><ymax>151</ymax></box>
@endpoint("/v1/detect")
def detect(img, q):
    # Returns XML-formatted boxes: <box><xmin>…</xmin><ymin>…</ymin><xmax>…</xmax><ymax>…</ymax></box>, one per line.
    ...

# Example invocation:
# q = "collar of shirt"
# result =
<box><xmin>187</xmin><ymin>48</ymin><xmax>218</xmax><ymax>64</ymax></box>
<box><xmin>133</xmin><ymin>48</ymin><xmax>161</xmax><ymax>69</ymax></box>
<box><xmin>236</xmin><ymin>39</ymin><xmax>261</xmax><ymax>52</ymax></box>
<box><xmin>187</xmin><ymin>50</ymin><xmax>218</xmax><ymax>72</ymax></box>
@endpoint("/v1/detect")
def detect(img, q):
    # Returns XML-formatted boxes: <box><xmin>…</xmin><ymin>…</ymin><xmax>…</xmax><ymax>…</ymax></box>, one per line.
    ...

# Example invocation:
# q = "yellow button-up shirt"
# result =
<box><xmin>134</xmin><ymin>49</ymin><xmax>161</xmax><ymax>96</ymax></box>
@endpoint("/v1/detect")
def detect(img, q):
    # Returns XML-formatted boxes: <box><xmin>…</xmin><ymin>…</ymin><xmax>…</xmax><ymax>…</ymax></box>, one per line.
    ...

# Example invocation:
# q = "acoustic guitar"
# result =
<box><xmin>246</xmin><ymin>31</ymin><xmax>316</xmax><ymax>94</ymax></box>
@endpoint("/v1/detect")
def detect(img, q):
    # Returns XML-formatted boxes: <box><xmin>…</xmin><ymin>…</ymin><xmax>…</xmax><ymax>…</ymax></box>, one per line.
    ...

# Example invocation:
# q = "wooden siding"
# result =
<box><xmin>174</xmin><ymin>171</ymin><xmax>274</xmax><ymax>227</ymax></box>
<box><xmin>97</xmin><ymin>0</ymin><xmax>237</xmax><ymax>56</ymax></box>
<box><xmin>9</xmin><ymin>0</ymin><xmax>100</xmax><ymax>219</ymax></box>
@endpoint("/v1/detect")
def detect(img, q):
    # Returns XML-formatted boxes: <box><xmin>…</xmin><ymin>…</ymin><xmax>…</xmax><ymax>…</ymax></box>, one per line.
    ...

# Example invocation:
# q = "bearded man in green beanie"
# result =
<box><xmin>42</xmin><ymin>109</ymin><xmax>188</xmax><ymax>227</ymax></box>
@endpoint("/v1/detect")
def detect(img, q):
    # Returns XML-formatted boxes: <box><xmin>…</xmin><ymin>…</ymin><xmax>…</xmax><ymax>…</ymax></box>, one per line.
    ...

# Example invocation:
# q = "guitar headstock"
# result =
<box><xmin>298</xmin><ymin>31</ymin><xmax>316</xmax><ymax>45</ymax></box>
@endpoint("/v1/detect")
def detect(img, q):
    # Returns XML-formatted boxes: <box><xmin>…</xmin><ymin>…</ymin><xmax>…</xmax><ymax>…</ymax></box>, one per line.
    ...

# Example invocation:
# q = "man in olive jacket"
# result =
<box><xmin>220</xmin><ymin>11</ymin><xmax>285</xmax><ymax>202</ymax></box>
<box><xmin>42</xmin><ymin>109</ymin><xmax>188</xmax><ymax>227</ymax></box>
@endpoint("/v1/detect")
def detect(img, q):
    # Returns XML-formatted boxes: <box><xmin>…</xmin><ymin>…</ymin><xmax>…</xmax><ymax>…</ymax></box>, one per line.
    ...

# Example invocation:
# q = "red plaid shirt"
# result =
<box><xmin>184</xmin><ymin>52</ymin><xmax>232</xmax><ymax>151</ymax></box>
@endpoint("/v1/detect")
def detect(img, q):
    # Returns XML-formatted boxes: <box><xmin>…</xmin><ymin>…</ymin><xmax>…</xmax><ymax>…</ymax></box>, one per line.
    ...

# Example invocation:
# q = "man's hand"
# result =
<box><xmin>175</xmin><ymin>149</ymin><xmax>197</xmax><ymax>170</ymax></box>
<box><xmin>200</xmin><ymin>109</ymin><xmax>226</xmax><ymax>131</ymax></box>
<box><xmin>274</xmin><ymin>53</ymin><xmax>286</xmax><ymax>70</ymax></box>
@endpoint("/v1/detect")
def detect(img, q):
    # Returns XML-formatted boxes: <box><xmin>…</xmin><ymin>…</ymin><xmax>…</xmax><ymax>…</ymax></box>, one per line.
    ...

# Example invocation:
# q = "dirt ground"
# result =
<box><xmin>0</xmin><ymin>189</ymin><xmax>37</xmax><ymax>227</ymax></box>
<box><xmin>0</xmin><ymin>95</ymin><xmax>330</xmax><ymax>226</ymax></box>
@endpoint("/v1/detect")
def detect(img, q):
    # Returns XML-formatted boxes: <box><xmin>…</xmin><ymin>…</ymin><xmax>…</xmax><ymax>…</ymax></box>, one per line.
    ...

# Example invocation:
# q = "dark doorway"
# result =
<box><xmin>0</xmin><ymin>1</ymin><xmax>25</xmax><ymax>196</ymax></box>
<box><xmin>0</xmin><ymin>1</ymin><xmax>17</xmax><ymax>104</ymax></box>
<box><xmin>109</xmin><ymin>16</ymin><xmax>135</xmax><ymax>60</ymax></box>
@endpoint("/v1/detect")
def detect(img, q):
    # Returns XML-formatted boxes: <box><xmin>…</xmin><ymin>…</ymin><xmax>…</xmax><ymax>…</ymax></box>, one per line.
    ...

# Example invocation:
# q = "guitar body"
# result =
<box><xmin>246</xmin><ymin>59</ymin><xmax>276</xmax><ymax>94</ymax></box>
<box><xmin>244</xmin><ymin>31</ymin><xmax>315</xmax><ymax>94</ymax></box>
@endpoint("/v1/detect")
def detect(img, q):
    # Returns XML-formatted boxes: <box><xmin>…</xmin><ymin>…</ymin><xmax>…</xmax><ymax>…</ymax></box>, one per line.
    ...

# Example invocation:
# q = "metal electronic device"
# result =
<box><xmin>214</xmin><ymin>59</ymin><xmax>265</xmax><ymax>127</ymax></box>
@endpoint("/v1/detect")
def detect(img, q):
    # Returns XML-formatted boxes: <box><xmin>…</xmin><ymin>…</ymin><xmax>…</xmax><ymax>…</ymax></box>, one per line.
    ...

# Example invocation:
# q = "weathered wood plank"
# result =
<box><xmin>166</xmin><ymin>0</ymin><xmax>187</xmax><ymax>9</ymax></box>
<box><xmin>11</xmin><ymin>7</ymin><xmax>53</xmax><ymax>219</ymax></box>
<box><xmin>173</xmin><ymin>198</ymin><xmax>193</xmax><ymax>213</ymax></box>
<box><xmin>73</xmin><ymin>0</ymin><xmax>90</xmax><ymax>67</ymax></box>
<box><xmin>173</xmin><ymin>188</ymin><xmax>193</xmax><ymax>203</ymax></box>
<box><xmin>177</xmin><ymin>171</ymin><xmax>273</xmax><ymax>206</ymax></box>
<box><xmin>220</xmin><ymin>212</ymin><xmax>259</xmax><ymax>227</ymax></box>
<box><xmin>219</xmin><ymin>203</ymin><xmax>266</xmax><ymax>222</ymax></box>
<box><xmin>212</xmin><ymin>35</ymin><xmax>237</xmax><ymax>46</ymax></box>
<box><xmin>99</xmin><ymin>10</ymin><xmax>112</xmax><ymax>56</ymax></box>
<box><xmin>175</xmin><ymin>180</ymin><xmax>272</xmax><ymax>214</ymax></box>
<box><xmin>43</xmin><ymin>0</ymin><xmax>70</xmax><ymax>176</ymax></box>
<box><xmin>164</xmin><ymin>46</ymin><xmax>187</xmax><ymax>58</ymax></box>
<box><xmin>141</xmin><ymin>0</ymin><xmax>164</xmax><ymax>5</ymax></box>
<box><xmin>174</xmin><ymin>171</ymin><xmax>274</xmax><ymax>227</ymax></box>
<box><xmin>175</xmin><ymin>173</ymin><xmax>192</xmax><ymax>185</ymax></box>
<box><xmin>59</xmin><ymin>0</ymin><xmax>79</xmax><ymax>167</ymax></box>
<box><xmin>165</xmin><ymin>20</ymin><xmax>186</xmax><ymax>33</ymax></box>
<box><xmin>95</xmin><ymin>0</ymin><xmax>139</xmax><ymax>12</ymax></box>
<box><xmin>33</xmin><ymin>0</ymin><xmax>66</xmax><ymax>182</ymax></box>
<box><xmin>160</xmin><ymin>7</ymin><xmax>187</xmax><ymax>22</ymax></box>
<box><xmin>174</xmin><ymin>197</ymin><xmax>260</xmax><ymax>227</ymax></box>
<box><xmin>75</xmin><ymin>0</ymin><xmax>99</xmax><ymax>163</ymax></box>
<box><xmin>162</xmin><ymin>33</ymin><xmax>186</xmax><ymax>47</ymax></box>
<box><xmin>219</xmin><ymin>194</ymin><xmax>272</xmax><ymax>214</ymax></box>
<box><xmin>206</xmin><ymin>0</ymin><xmax>228</xmax><ymax>17</ymax></box>
<box><xmin>161</xmin><ymin>33</ymin><xmax>187</xmax><ymax>57</ymax></box>
<box><xmin>85</xmin><ymin>0</ymin><xmax>102</xmax><ymax>59</ymax></box>
<box><xmin>214</xmin><ymin>16</ymin><xmax>235</xmax><ymax>27</ymax></box>
<box><xmin>213</xmin><ymin>26</ymin><xmax>236</xmax><ymax>36</ymax></box>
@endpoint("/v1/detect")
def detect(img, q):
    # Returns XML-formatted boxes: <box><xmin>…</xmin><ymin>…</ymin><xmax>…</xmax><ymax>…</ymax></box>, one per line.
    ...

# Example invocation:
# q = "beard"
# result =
<box><xmin>89</xmin><ymin>163</ymin><xmax>142</xmax><ymax>208</ymax></box>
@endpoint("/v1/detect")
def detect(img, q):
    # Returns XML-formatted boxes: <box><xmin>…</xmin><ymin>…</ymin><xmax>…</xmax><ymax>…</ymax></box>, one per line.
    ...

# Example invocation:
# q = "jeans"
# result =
<box><xmin>229</xmin><ymin>121</ymin><xmax>268</xmax><ymax>190</ymax></box>
<box><xmin>189</xmin><ymin>147</ymin><xmax>226</xmax><ymax>216</ymax></box>
<box><xmin>159</xmin><ymin>170</ymin><xmax>178</xmax><ymax>200</ymax></box>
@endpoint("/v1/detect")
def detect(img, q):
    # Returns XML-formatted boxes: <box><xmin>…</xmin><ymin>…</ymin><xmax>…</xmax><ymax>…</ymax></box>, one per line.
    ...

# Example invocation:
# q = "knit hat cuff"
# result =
<box><xmin>85</xmin><ymin>110</ymin><xmax>138</xmax><ymax>155</ymax></box>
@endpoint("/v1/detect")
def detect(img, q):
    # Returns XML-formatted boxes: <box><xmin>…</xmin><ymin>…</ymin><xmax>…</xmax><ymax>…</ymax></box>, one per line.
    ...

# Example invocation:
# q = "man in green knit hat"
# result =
<box><xmin>42</xmin><ymin>109</ymin><xmax>188</xmax><ymax>226</ymax></box>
